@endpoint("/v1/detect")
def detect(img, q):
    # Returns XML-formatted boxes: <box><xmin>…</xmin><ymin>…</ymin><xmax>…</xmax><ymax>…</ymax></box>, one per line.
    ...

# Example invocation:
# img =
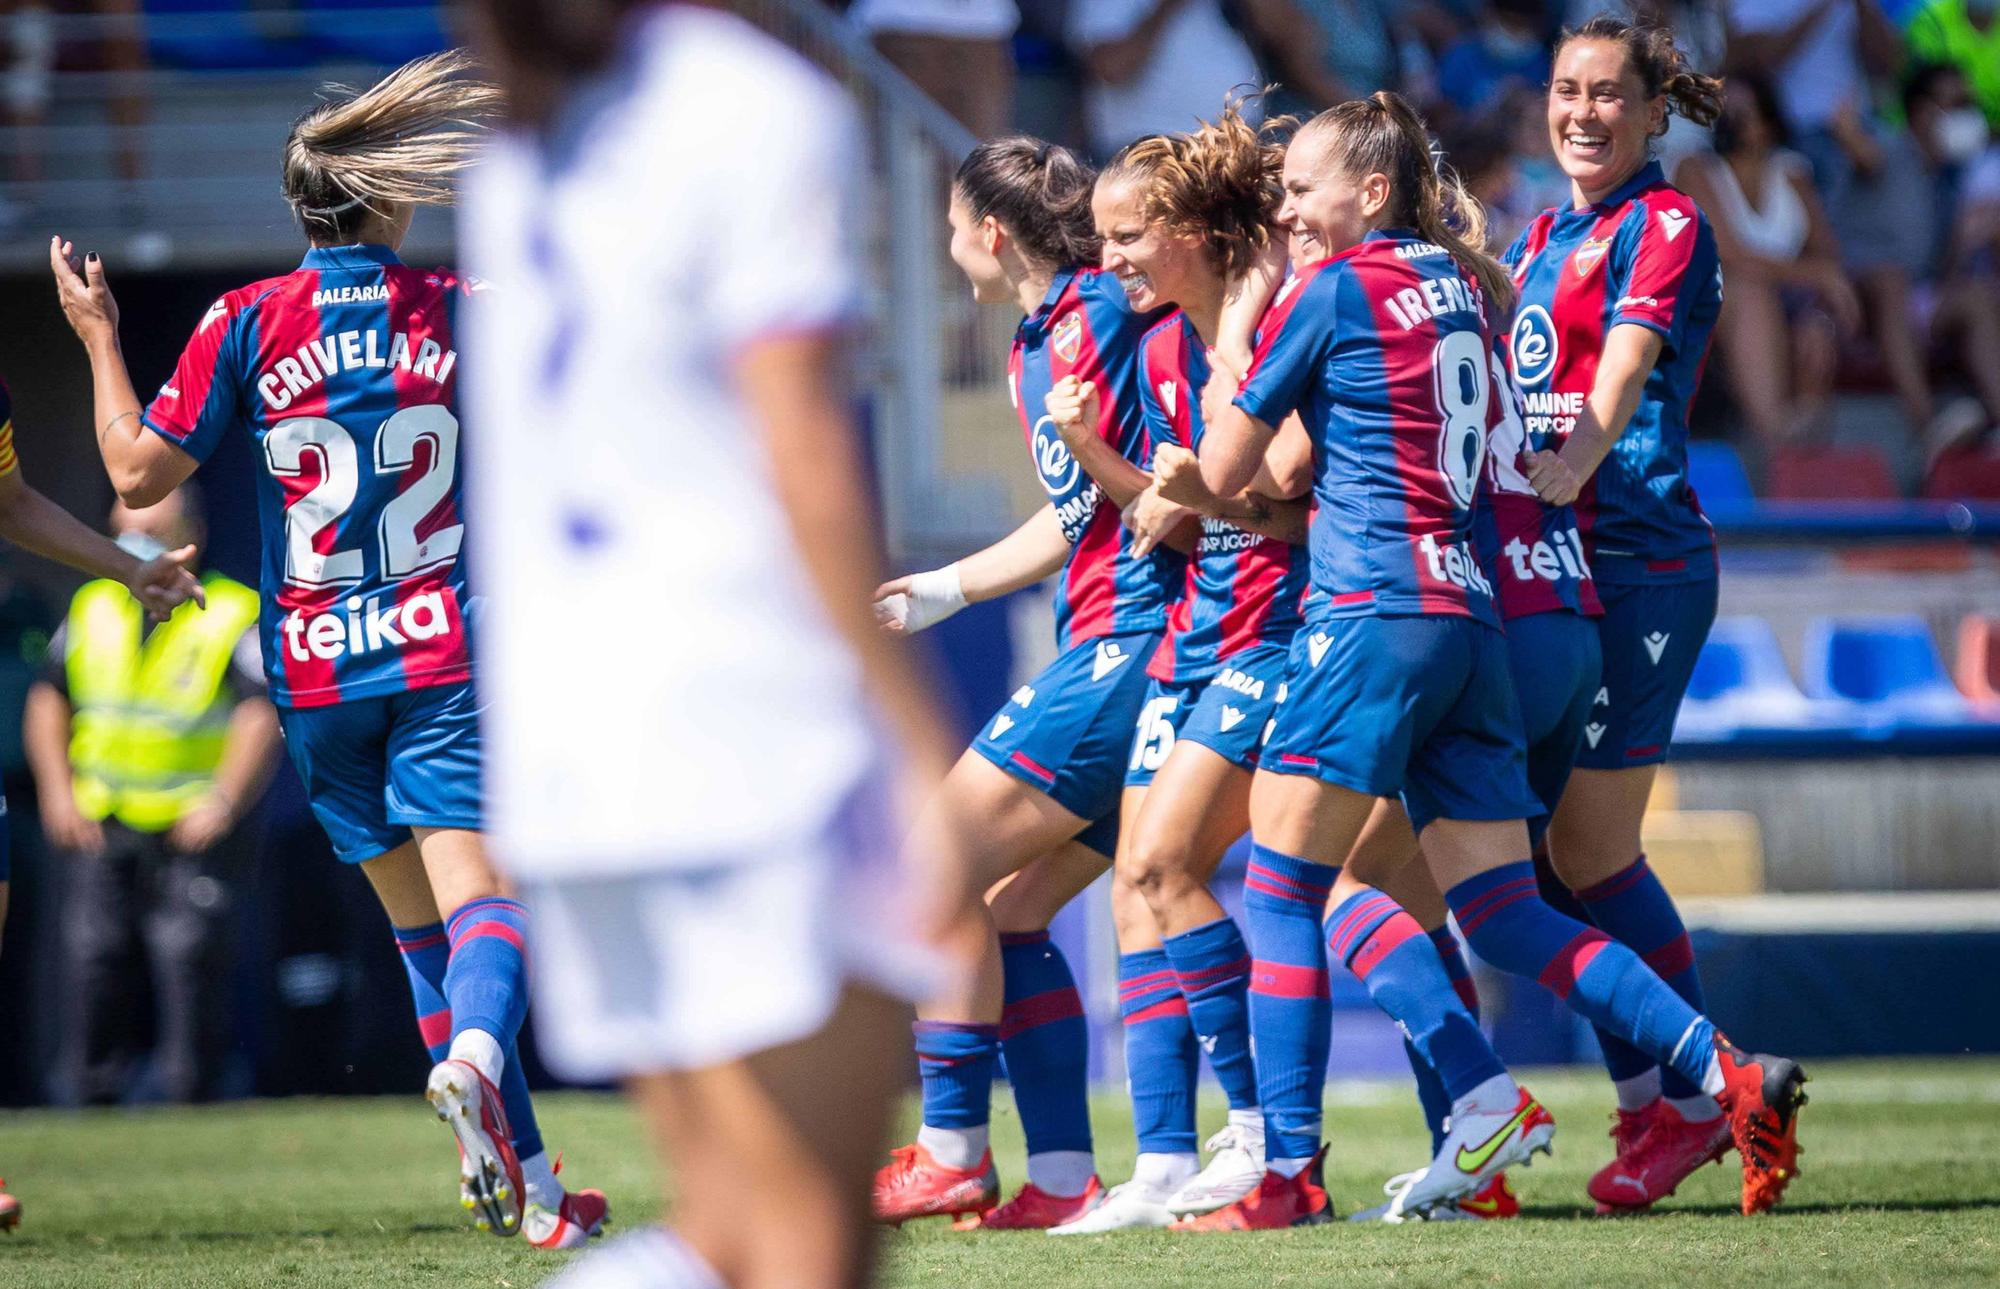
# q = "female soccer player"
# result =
<box><xmin>0</xmin><ymin>376</ymin><xmax>204</xmax><ymax>1237</ymax></box>
<box><xmin>48</xmin><ymin>52</ymin><xmax>603</xmax><ymax>1249</ymax></box>
<box><xmin>464</xmin><ymin>5</ymin><xmax>960</xmax><ymax>1286</ymax></box>
<box><xmin>1506</xmin><ymin>17</ymin><xmax>1736</xmax><ymax>1212</ymax></box>
<box><xmin>1181</xmin><ymin>90</ymin><xmax>1805</xmax><ymax>1228</ymax></box>
<box><xmin>1036</xmin><ymin>110</ymin><xmax>1313</xmax><ymax>1232</ymax></box>
<box><xmin>870</xmin><ymin>135</ymin><xmax>1185</xmax><ymax>1230</ymax></box>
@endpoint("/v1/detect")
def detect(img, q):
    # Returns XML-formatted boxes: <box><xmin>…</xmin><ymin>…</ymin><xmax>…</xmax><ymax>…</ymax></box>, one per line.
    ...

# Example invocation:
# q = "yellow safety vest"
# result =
<box><xmin>65</xmin><ymin>575</ymin><xmax>263</xmax><ymax>832</ymax></box>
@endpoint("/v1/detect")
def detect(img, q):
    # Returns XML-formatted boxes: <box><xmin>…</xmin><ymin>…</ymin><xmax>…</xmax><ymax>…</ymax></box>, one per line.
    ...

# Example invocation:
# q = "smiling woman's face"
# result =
<box><xmin>1275</xmin><ymin>134</ymin><xmax>1374</xmax><ymax>262</ymax></box>
<box><xmin>1547</xmin><ymin>36</ymin><xmax>1663</xmax><ymax>203</ymax></box>
<box><xmin>1093</xmin><ymin>177</ymin><xmax>1207</xmax><ymax>312</ymax></box>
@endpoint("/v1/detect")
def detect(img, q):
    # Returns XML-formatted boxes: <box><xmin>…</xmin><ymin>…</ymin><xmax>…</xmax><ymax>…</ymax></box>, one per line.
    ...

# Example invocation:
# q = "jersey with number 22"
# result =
<box><xmin>144</xmin><ymin>243</ymin><xmax>474</xmax><ymax>709</ymax></box>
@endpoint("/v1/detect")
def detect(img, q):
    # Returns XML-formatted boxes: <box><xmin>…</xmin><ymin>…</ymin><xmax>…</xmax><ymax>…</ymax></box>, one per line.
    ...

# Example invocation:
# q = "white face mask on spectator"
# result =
<box><xmin>1936</xmin><ymin>108</ymin><xmax>1991</xmax><ymax>165</ymax></box>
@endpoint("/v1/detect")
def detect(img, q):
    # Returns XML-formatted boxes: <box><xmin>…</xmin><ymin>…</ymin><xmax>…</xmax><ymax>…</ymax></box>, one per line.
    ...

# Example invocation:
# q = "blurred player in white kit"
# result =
<box><xmin>461</xmin><ymin>3</ymin><xmax>961</xmax><ymax>1286</ymax></box>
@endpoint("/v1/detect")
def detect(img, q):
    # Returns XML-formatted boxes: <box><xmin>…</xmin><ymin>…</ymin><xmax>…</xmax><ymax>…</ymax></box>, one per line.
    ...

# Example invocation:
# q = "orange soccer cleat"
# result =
<box><xmin>872</xmin><ymin>1143</ymin><xmax>999</xmax><ymax>1226</ymax></box>
<box><xmin>960</xmin><ymin>1176</ymin><xmax>1104</xmax><ymax>1230</ymax></box>
<box><xmin>1589</xmin><ymin>1100</ymin><xmax>1730</xmax><ymax>1213</ymax></box>
<box><xmin>1711</xmin><ymin>1039</ymin><xmax>1808</xmax><ymax>1215</ymax></box>
<box><xmin>1179</xmin><ymin>1150</ymin><xmax>1332</xmax><ymax>1230</ymax></box>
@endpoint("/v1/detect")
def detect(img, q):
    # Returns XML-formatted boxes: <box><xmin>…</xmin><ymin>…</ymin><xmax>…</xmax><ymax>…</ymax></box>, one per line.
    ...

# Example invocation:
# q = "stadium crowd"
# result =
<box><xmin>835</xmin><ymin>0</ymin><xmax>2000</xmax><ymax>490</ymax></box>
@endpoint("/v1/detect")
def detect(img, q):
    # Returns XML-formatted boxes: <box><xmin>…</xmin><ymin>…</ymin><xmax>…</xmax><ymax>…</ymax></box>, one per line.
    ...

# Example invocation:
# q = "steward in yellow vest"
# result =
<box><xmin>63</xmin><ymin>575</ymin><xmax>262</xmax><ymax>831</ymax></box>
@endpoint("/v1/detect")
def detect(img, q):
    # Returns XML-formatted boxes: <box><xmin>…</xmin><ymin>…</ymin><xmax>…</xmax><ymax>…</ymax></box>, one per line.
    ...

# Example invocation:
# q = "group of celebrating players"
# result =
<box><xmin>0</xmin><ymin>3</ymin><xmax>1807</xmax><ymax>1283</ymax></box>
<box><xmin>870</xmin><ymin>14</ymin><xmax>1808</xmax><ymax>1235</ymax></box>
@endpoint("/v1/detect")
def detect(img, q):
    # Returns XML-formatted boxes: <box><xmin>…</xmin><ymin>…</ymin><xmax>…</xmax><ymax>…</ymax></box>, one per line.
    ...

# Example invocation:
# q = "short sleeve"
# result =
<box><xmin>1234</xmin><ymin>269</ymin><xmax>1338</xmax><ymax>427</ymax></box>
<box><xmin>142</xmin><ymin>294</ymin><xmax>249</xmax><ymax>465</ymax></box>
<box><xmin>1610</xmin><ymin>194</ymin><xmax>1708</xmax><ymax>352</ymax></box>
<box><xmin>706</xmin><ymin>72</ymin><xmax>865</xmax><ymax>352</ymax></box>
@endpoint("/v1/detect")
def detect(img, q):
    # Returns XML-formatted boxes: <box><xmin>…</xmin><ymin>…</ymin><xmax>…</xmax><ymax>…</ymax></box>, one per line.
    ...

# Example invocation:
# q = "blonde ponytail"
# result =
<box><xmin>283</xmin><ymin>49</ymin><xmax>500</xmax><ymax>242</ymax></box>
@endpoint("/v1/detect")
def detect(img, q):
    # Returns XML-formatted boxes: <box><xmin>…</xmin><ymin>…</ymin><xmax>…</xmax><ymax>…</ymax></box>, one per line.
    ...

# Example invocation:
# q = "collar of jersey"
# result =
<box><xmin>299</xmin><ymin>243</ymin><xmax>403</xmax><ymax>271</ymax></box>
<box><xmin>1562</xmin><ymin>160</ymin><xmax>1666</xmax><ymax>223</ymax></box>
<box><xmin>1018</xmin><ymin>266</ymin><xmax>1081</xmax><ymax>343</ymax></box>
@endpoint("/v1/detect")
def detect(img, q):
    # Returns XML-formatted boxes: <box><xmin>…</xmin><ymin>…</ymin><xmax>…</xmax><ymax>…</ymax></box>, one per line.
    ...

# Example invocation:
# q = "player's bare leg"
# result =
<box><xmin>611</xmin><ymin>985</ymin><xmax>907</xmax><ymax>1289</ymax></box>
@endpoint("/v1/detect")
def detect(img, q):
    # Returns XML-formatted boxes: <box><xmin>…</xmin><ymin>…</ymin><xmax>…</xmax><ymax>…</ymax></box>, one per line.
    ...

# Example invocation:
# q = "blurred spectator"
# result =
<box><xmin>1566</xmin><ymin>0</ymin><xmax>1727</xmax><ymax>76</ymax></box>
<box><xmin>1902</xmin><ymin>62</ymin><xmax>2000</xmax><ymax>453</ymax></box>
<box><xmin>1675</xmin><ymin>73</ymin><xmax>1861</xmax><ymax>445</ymax></box>
<box><xmin>0</xmin><ymin>0</ymin><xmax>54</xmax><ymax>222</ymax></box>
<box><xmin>1434</xmin><ymin>0</ymin><xmax>1552</xmax><ymax>117</ymax></box>
<box><xmin>847</xmin><ymin>0</ymin><xmax>1018</xmax><ymax>137</ymax></box>
<box><xmin>1265</xmin><ymin>0</ymin><xmax>1404</xmax><ymax>120</ymax></box>
<box><xmin>1906</xmin><ymin>0</ymin><xmax>2000</xmax><ymax>128</ymax></box>
<box><xmin>1214</xmin><ymin>0</ymin><xmax>1360</xmax><ymax>118</ymax></box>
<box><xmin>1067</xmin><ymin>0</ymin><xmax>1261</xmax><ymax>158</ymax></box>
<box><xmin>25</xmin><ymin>488</ymin><xmax>277</xmax><ymax>1104</ymax></box>
<box><xmin>1726</xmin><ymin>0</ymin><xmax>1955</xmax><ymax>445</ymax></box>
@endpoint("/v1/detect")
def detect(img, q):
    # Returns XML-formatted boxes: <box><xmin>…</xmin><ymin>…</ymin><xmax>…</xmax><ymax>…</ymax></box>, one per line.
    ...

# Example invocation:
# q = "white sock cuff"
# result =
<box><xmin>1133</xmin><ymin>1151</ymin><xmax>1200</xmax><ymax>1189</ymax></box>
<box><xmin>1025</xmin><ymin>1150</ymin><xmax>1096</xmax><ymax>1198</ymax></box>
<box><xmin>447</xmin><ymin>1028</ymin><xmax>505</xmax><ymax>1086</ymax></box>
<box><xmin>917</xmin><ymin>1123</ymin><xmax>989</xmax><ymax>1171</ymax></box>
<box><xmin>543</xmin><ymin>1227</ymin><xmax>721</xmax><ymax>1289</ymax></box>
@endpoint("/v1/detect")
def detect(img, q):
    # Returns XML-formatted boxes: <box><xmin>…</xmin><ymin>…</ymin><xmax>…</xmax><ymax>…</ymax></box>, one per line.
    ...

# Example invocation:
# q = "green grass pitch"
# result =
<box><xmin>2</xmin><ymin>1058</ymin><xmax>1996</xmax><ymax>1288</ymax></box>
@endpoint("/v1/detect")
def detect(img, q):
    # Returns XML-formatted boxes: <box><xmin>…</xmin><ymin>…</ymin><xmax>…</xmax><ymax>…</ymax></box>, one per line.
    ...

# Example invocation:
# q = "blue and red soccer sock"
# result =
<box><xmin>1446</xmin><ymin>862</ymin><xmax>1716</xmax><ymax>1092</ymax></box>
<box><xmin>999</xmin><ymin>930</ymin><xmax>1094</xmax><ymax>1192</ymax></box>
<box><xmin>1326</xmin><ymin>889</ymin><xmax>1506</xmax><ymax>1154</ymax></box>
<box><xmin>1118</xmin><ymin>948</ymin><xmax>1198</xmax><ymax>1160</ymax></box>
<box><xmin>393</xmin><ymin>921</ymin><xmax>543</xmax><ymax>1162</ymax></box>
<box><xmin>913</xmin><ymin>1020</ymin><xmax>999</xmax><ymax>1167</ymax></box>
<box><xmin>1161</xmin><ymin>916</ymin><xmax>1259</xmax><ymax>1113</ymax></box>
<box><xmin>1575</xmin><ymin>855</ymin><xmax>1711</xmax><ymax>1106</ymax></box>
<box><xmin>1243</xmin><ymin>845</ymin><xmax>1335</xmax><ymax>1170</ymax></box>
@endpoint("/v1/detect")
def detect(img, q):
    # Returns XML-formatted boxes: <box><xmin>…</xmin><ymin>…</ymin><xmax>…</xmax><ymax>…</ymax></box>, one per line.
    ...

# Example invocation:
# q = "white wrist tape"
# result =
<box><xmin>876</xmin><ymin>563</ymin><xmax>966</xmax><ymax>634</ymax></box>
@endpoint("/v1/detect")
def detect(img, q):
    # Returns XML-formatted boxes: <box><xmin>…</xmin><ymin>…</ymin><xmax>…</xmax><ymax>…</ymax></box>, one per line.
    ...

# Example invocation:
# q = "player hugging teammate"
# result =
<box><xmin>882</xmin><ymin>15</ymin><xmax>1810</xmax><ymax>1234</ymax></box>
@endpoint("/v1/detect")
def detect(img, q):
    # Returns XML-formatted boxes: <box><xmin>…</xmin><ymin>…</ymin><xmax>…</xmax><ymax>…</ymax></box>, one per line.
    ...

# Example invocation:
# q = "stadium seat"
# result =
<box><xmin>1922</xmin><ymin>440</ymin><xmax>2000</xmax><ymax>501</ymax></box>
<box><xmin>143</xmin><ymin>0</ymin><xmax>307</xmax><ymax>70</ymax></box>
<box><xmin>1675</xmin><ymin>616</ymin><xmax>1850</xmax><ymax>741</ymax></box>
<box><xmin>1956</xmin><ymin>615</ymin><xmax>2000</xmax><ymax>710</ymax></box>
<box><xmin>1801</xmin><ymin>615</ymin><xmax>1980</xmax><ymax>729</ymax></box>
<box><xmin>1687</xmin><ymin>440</ymin><xmax>1755</xmax><ymax>513</ymax></box>
<box><xmin>1766</xmin><ymin>444</ymin><xmax>1899</xmax><ymax>501</ymax></box>
<box><xmin>303</xmin><ymin>0</ymin><xmax>450</xmax><ymax>66</ymax></box>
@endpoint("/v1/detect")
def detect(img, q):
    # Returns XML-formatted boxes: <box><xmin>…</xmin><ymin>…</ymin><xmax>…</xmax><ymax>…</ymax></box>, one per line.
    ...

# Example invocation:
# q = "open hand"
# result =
<box><xmin>49</xmin><ymin>237</ymin><xmax>121</xmax><ymax>347</ymax></box>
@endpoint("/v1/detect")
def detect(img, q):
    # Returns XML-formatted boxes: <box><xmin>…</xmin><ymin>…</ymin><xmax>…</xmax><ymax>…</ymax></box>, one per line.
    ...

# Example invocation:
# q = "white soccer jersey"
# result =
<box><xmin>461</xmin><ymin>5</ymin><xmax>885</xmax><ymax>875</ymax></box>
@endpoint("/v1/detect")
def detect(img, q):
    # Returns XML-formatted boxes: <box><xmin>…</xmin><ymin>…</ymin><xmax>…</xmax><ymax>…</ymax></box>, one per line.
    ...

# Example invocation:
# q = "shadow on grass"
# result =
<box><xmin>48</xmin><ymin>1222</ymin><xmax>475</xmax><ymax>1248</ymax></box>
<box><xmin>1514</xmin><ymin>1196</ymin><xmax>2000</xmax><ymax>1220</ymax></box>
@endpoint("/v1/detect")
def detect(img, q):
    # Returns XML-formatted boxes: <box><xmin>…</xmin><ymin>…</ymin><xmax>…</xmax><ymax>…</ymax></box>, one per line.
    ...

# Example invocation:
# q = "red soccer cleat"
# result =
<box><xmin>960</xmin><ymin>1176</ymin><xmax>1104</xmax><ymax>1230</ymax></box>
<box><xmin>873</xmin><ymin>1143</ymin><xmax>999</xmax><ymax>1225</ymax></box>
<box><xmin>1452</xmin><ymin>1173</ymin><xmax>1521</xmax><ymax>1220</ymax></box>
<box><xmin>1587</xmin><ymin>1101</ymin><xmax>1662</xmax><ymax>1208</ymax></box>
<box><xmin>527</xmin><ymin>1186</ymin><xmax>610</xmax><ymax>1250</ymax></box>
<box><xmin>1589</xmin><ymin>1101</ymin><xmax>1731</xmax><ymax>1213</ymax></box>
<box><xmin>426</xmin><ymin>1059</ymin><xmax>526</xmax><ymax>1237</ymax></box>
<box><xmin>0</xmin><ymin>1179</ymin><xmax>18</xmax><ymax>1233</ymax></box>
<box><xmin>1179</xmin><ymin>1150</ymin><xmax>1332</xmax><ymax>1231</ymax></box>
<box><xmin>1711</xmin><ymin>1038</ymin><xmax>1808</xmax><ymax>1215</ymax></box>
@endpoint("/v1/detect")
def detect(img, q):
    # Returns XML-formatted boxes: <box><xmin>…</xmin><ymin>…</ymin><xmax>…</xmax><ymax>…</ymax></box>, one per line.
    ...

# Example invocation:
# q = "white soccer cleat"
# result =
<box><xmin>1385</xmin><ymin>1086</ymin><xmax>1554</xmax><ymax>1221</ymax></box>
<box><xmin>1349</xmin><ymin>1170</ymin><xmax>1425</xmax><ymax>1223</ymax></box>
<box><xmin>426</xmin><ymin>1058</ymin><xmax>526</xmax><ymax>1238</ymax></box>
<box><xmin>1163</xmin><ymin>1124</ymin><xmax>1265</xmax><ymax>1217</ymax></box>
<box><xmin>1047</xmin><ymin>1180</ymin><xmax>1175</xmax><ymax>1235</ymax></box>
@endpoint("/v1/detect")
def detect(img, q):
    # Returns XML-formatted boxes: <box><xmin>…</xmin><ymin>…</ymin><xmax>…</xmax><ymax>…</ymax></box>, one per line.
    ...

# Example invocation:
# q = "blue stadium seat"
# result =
<box><xmin>1676</xmin><ymin>616</ymin><xmax>1858</xmax><ymax>743</ymax></box>
<box><xmin>1688</xmin><ymin>441</ymin><xmax>1755</xmax><ymax>514</ymax></box>
<box><xmin>1801</xmin><ymin>616</ymin><xmax>1983</xmax><ymax>730</ymax></box>
<box><xmin>303</xmin><ymin>0</ymin><xmax>449</xmax><ymax>66</ymax></box>
<box><xmin>143</xmin><ymin>0</ymin><xmax>308</xmax><ymax>70</ymax></box>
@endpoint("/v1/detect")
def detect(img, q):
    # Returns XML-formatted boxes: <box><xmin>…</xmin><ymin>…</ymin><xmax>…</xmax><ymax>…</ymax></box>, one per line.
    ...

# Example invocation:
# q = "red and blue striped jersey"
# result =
<box><xmin>1503</xmin><ymin>161</ymin><xmax>1721</xmax><ymax>584</ymax></box>
<box><xmin>1234</xmin><ymin>231</ymin><xmax>1502</xmax><ymax>626</ymax></box>
<box><xmin>1138</xmin><ymin>312</ymin><xmax>1307</xmax><ymax>682</ymax></box>
<box><xmin>1477</xmin><ymin>334</ymin><xmax>1601</xmax><ymax>620</ymax></box>
<box><xmin>143</xmin><ymin>243</ymin><xmax>473</xmax><ymax>709</ymax></box>
<box><xmin>1009</xmin><ymin>266</ymin><xmax>1181</xmax><ymax>649</ymax></box>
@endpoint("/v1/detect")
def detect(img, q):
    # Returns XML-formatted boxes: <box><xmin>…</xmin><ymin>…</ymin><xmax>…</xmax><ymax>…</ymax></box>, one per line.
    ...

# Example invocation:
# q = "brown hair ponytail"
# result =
<box><xmin>1558</xmin><ymin>16</ymin><xmax>1725</xmax><ymax>133</ymax></box>
<box><xmin>1100</xmin><ymin>96</ymin><xmax>1285</xmax><ymax>278</ymax></box>
<box><xmin>1297</xmin><ymin>92</ymin><xmax>1515</xmax><ymax>313</ymax></box>
<box><xmin>954</xmin><ymin>136</ymin><xmax>1102</xmax><ymax>269</ymax></box>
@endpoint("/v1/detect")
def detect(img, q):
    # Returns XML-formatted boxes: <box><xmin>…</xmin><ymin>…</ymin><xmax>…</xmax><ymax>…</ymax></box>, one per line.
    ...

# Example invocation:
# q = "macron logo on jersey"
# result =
<box><xmin>1158</xmin><ymin>380</ymin><xmax>1178</xmax><ymax>418</ymax></box>
<box><xmin>1092</xmin><ymin>640</ymin><xmax>1132</xmax><ymax>681</ymax></box>
<box><xmin>283</xmin><ymin>592</ymin><xmax>453</xmax><ymax>664</ymax></box>
<box><xmin>198</xmin><ymin>298</ymin><xmax>230</xmax><ymax>332</ymax></box>
<box><xmin>1657</xmin><ymin>209</ymin><xmax>1691</xmax><ymax>242</ymax></box>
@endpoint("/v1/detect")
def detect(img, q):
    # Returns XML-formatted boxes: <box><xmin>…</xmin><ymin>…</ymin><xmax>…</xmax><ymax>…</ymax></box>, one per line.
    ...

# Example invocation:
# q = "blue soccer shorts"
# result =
<box><xmin>973</xmin><ymin>631</ymin><xmax>1161</xmax><ymax>859</ymax></box>
<box><xmin>1124</xmin><ymin>641</ymin><xmax>1292</xmax><ymax>788</ymax></box>
<box><xmin>278</xmin><ymin>680</ymin><xmax>483</xmax><ymax>863</ymax></box>
<box><xmin>1504</xmin><ymin>609</ymin><xmax>1604</xmax><ymax>847</ymax></box>
<box><xmin>1262</xmin><ymin>612</ymin><xmax>1543</xmax><ymax>834</ymax></box>
<box><xmin>1576</xmin><ymin>578</ymin><xmax>1718</xmax><ymax>770</ymax></box>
